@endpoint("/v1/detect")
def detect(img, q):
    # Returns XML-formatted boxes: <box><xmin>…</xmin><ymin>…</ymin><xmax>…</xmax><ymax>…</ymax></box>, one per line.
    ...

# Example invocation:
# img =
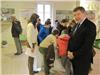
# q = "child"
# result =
<box><xmin>57</xmin><ymin>29</ymin><xmax>70</xmax><ymax>57</ymax></box>
<box><xmin>57</xmin><ymin>29</ymin><xmax>73</xmax><ymax>75</ymax></box>
<box><xmin>46</xmin><ymin>44</ymin><xmax>55</xmax><ymax>71</ymax></box>
<box><xmin>39</xmin><ymin>29</ymin><xmax>59</xmax><ymax>75</ymax></box>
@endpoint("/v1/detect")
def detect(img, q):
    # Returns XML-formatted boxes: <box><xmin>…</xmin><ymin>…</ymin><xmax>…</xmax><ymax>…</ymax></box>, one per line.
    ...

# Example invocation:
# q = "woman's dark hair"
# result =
<box><xmin>52</xmin><ymin>29</ymin><xmax>59</xmax><ymax>35</ymax></box>
<box><xmin>28</xmin><ymin>13</ymin><xmax>39</xmax><ymax>27</ymax></box>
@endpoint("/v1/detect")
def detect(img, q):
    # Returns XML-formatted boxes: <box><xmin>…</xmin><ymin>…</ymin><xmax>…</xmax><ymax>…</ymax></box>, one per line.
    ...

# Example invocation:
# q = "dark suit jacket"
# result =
<box><xmin>11</xmin><ymin>21</ymin><xmax>22</xmax><ymax>37</ymax></box>
<box><xmin>68</xmin><ymin>18</ymin><xmax>96</xmax><ymax>75</ymax></box>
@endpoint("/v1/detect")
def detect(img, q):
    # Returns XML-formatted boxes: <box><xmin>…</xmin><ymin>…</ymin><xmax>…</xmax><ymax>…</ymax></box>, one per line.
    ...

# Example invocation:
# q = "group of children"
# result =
<box><xmin>39</xmin><ymin>19</ymin><xmax>76</xmax><ymax>75</ymax></box>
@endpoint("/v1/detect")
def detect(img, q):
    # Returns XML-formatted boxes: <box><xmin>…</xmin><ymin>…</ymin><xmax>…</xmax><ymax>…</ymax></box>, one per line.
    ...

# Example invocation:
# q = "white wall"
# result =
<box><xmin>1</xmin><ymin>1</ymin><xmax>36</xmax><ymax>18</ymax></box>
<box><xmin>53</xmin><ymin>1</ymin><xmax>79</xmax><ymax>10</ymax></box>
<box><xmin>96</xmin><ymin>1</ymin><xmax>100</xmax><ymax>39</ymax></box>
<box><xmin>52</xmin><ymin>1</ymin><xmax>79</xmax><ymax>22</ymax></box>
<box><xmin>1</xmin><ymin>1</ymin><xmax>79</xmax><ymax>19</ymax></box>
<box><xmin>1</xmin><ymin>1</ymin><xmax>80</xmax><ymax>34</ymax></box>
<box><xmin>1</xmin><ymin>1</ymin><xmax>36</xmax><ymax>35</ymax></box>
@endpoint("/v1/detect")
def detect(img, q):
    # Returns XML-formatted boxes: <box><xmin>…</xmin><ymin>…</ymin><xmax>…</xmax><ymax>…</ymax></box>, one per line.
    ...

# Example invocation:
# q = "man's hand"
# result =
<box><xmin>67</xmin><ymin>51</ymin><xmax>74</xmax><ymax>59</ymax></box>
<box><xmin>31</xmin><ymin>48</ymin><xmax>34</xmax><ymax>53</ymax></box>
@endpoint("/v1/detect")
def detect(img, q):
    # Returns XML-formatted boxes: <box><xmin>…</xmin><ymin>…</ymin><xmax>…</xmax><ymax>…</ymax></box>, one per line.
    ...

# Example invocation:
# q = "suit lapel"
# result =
<box><xmin>75</xmin><ymin>18</ymin><xmax>87</xmax><ymax>35</ymax></box>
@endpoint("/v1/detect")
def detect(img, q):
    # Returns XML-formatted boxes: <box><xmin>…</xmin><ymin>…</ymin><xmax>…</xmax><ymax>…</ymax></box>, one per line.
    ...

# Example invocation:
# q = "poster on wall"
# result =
<box><xmin>56</xmin><ymin>10</ymin><xmax>73</xmax><ymax>21</ymax></box>
<box><xmin>1</xmin><ymin>8</ymin><xmax>15</xmax><ymax>21</ymax></box>
<box><xmin>19</xmin><ymin>9</ymin><xmax>34</xmax><ymax>20</ymax></box>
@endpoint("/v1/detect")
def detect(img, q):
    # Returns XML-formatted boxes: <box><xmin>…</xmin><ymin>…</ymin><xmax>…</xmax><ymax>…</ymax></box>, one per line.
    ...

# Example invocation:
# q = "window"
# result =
<box><xmin>37</xmin><ymin>4</ymin><xmax>51</xmax><ymax>24</ymax></box>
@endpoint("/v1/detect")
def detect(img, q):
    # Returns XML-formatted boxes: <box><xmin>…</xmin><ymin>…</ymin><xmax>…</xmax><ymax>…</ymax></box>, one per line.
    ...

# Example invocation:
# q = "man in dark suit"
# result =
<box><xmin>68</xmin><ymin>6</ymin><xmax>96</xmax><ymax>75</ymax></box>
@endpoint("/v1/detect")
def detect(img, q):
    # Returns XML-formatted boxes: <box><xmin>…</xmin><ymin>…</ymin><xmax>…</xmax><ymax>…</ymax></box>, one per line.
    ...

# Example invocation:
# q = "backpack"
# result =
<box><xmin>57</xmin><ymin>35</ymin><xmax>70</xmax><ymax>57</ymax></box>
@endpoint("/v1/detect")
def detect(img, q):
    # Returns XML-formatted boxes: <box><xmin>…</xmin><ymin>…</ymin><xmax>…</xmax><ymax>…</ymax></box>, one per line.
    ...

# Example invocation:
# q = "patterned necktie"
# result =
<box><xmin>72</xmin><ymin>23</ymin><xmax>80</xmax><ymax>35</ymax></box>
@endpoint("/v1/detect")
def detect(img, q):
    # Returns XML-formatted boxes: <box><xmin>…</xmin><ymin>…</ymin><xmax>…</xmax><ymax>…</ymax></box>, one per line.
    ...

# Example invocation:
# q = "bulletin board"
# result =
<box><xmin>56</xmin><ymin>10</ymin><xmax>73</xmax><ymax>21</ymax></box>
<box><xmin>1</xmin><ymin>8</ymin><xmax>15</xmax><ymax>21</ymax></box>
<box><xmin>19</xmin><ymin>9</ymin><xmax>34</xmax><ymax>20</ymax></box>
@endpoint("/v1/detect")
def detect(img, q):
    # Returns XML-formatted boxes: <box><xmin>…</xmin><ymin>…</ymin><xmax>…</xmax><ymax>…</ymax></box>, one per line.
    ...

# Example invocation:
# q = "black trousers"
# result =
<box><xmin>72</xmin><ymin>59</ymin><xmax>91</xmax><ymax>75</ymax></box>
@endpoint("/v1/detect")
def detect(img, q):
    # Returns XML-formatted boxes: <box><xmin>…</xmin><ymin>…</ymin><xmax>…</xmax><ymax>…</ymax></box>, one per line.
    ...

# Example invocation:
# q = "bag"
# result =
<box><xmin>25</xmin><ymin>48</ymin><xmax>33</xmax><ymax>57</ymax></box>
<box><xmin>57</xmin><ymin>35</ymin><xmax>70</xmax><ymax>57</ymax></box>
<box><xmin>19</xmin><ymin>34</ymin><xmax>27</xmax><ymax>41</ymax></box>
<box><xmin>25</xmin><ymin>45</ymin><xmax>38</xmax><ymax>57</ymax></box>
<box><xmin>19</xmin><ymin>34</ymin><xmax>28</xmax><ymax>46</ymax></box>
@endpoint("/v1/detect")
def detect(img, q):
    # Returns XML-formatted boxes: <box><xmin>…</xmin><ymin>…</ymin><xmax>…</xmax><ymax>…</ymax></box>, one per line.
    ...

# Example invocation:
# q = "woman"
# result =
<box><xmin>26</xmin><ymin>13</ymin><xmax>40</xmax><ymax>75</ymax></box>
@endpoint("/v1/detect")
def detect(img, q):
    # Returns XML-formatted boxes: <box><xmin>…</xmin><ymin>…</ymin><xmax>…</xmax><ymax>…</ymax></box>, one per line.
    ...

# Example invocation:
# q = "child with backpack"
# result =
<box><xmin>57</xmin><ymin>29</ymin><xmax>73</xmax><ymax>75</ymax></box>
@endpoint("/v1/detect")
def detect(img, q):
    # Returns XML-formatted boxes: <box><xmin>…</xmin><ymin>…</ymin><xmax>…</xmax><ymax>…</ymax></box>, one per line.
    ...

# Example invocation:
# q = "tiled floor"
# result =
<box><xmin>1</xmin><ymin>23</ymin><xmax>100</xmax><ymax>75</ymax></box>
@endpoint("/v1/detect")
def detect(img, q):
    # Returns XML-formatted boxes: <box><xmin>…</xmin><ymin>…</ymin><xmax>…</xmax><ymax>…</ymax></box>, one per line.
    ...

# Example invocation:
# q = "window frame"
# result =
<box><xmin>36</xmin><ymin>2</ymin><xmax>52</xmax><ymax>24</ymax></box>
